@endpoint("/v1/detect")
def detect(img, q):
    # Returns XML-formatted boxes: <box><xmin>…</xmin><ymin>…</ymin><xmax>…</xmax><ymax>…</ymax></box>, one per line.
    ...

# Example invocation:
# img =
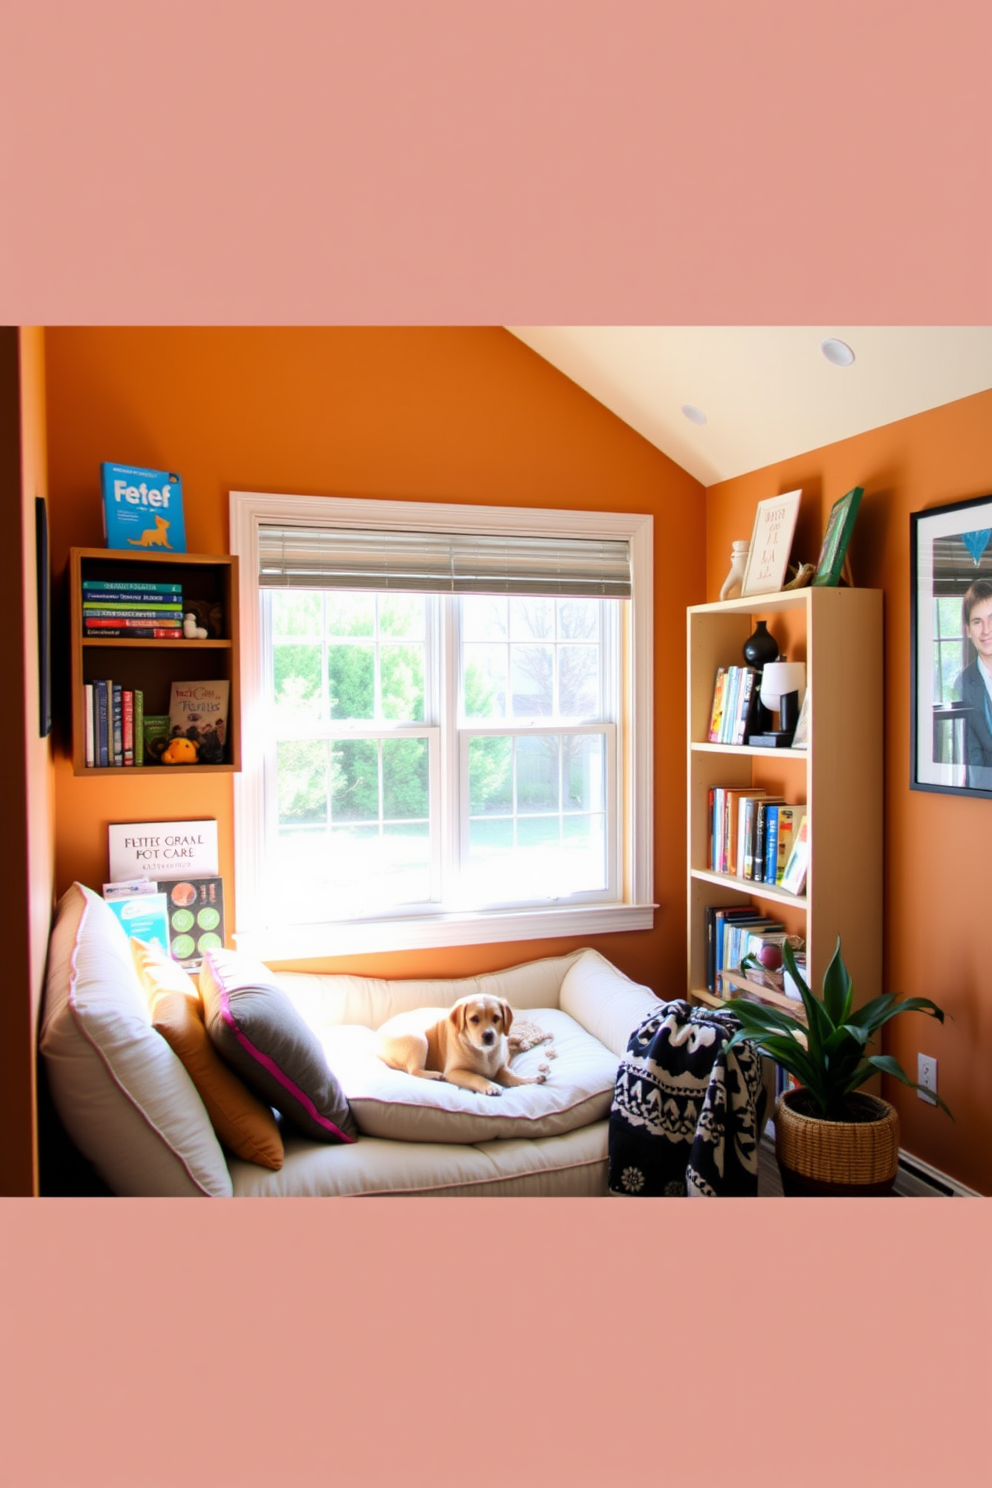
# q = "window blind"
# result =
<box><xmin>257</xmin><ymin>525</ymin><xmax>632</xmax><ymax>598</ymax></box>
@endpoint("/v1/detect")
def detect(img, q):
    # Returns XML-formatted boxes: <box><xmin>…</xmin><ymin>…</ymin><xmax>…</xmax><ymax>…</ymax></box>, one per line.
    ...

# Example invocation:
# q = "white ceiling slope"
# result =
<box><xmin>506</xmin><ymin>326</ymin><xmax>992</xmax><ymax>486</ymax></box>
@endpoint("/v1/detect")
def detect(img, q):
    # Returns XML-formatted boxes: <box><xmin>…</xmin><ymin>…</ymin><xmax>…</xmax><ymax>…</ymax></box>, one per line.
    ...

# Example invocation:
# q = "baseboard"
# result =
<box><xmin>893</xmin><ymin>1151</ymin><xmax>982</xmax><ymax>1198</ymax></box>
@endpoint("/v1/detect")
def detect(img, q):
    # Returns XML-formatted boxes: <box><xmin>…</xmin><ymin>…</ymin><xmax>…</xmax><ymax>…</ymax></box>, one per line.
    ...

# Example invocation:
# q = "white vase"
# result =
<box><xmin>720</xmin><ymin>541</ymin><xmax>750</xmax><ymax>601</ymax></box>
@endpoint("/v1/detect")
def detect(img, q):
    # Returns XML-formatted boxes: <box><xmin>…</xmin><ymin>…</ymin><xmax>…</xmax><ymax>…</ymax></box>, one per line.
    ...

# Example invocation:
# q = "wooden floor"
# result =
<box><xmin>757</xmin><ymin>1133</ymin><xmax>784</xmax><ymax>1196</ymax></box>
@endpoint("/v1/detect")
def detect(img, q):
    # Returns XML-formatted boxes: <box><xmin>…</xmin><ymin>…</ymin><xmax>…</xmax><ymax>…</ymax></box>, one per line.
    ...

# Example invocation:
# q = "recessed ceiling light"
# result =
<box><xmin>681</xmin><ymin>404</ymin><xmax>707</xmax><ymax>425</ymax></box>
<box><xmin>820</xmin><ymin>337</ymin><xmax>855</xmax><ymax>367</ymax></box>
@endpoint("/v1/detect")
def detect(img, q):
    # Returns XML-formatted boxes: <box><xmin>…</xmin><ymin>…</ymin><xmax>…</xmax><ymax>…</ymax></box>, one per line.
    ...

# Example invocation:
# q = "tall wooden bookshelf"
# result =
<box><xmin>69</xmin><ymin>547</ymin><xmax>241</xmax><ymax>776</ymax></box>
<box><xmin>687</xmin><ymin>586</ymin><xmax>883</xmax><ymax>1016</ymax></box>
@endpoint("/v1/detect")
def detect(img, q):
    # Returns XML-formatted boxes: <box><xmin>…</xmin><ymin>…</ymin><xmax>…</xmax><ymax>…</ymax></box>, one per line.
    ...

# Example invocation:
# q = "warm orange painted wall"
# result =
<box><xmin>1</xmin><ymin>328</ymin><xmax>55</xmax><ymax>1195</ymax></box>
<box><xmin>43</xmin><ymin>327</ymin><xmax>705</xmax><ymax>996</ymax></box>
<box><xmin>707</xmin><ymin>387</ymin><xmax>992</xmax><ymax>1195</ymax></box>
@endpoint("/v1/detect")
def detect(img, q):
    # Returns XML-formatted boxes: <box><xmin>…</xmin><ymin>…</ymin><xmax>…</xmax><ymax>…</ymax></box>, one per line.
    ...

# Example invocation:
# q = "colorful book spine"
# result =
<box><xmin>84</xmin><ymin>615</ymin><xmax>182</xmax><ymax>628</ymax></box>
<box><xmin>84</xmin><ymin>684</ymin><xmax>95</xmax><ymax>767</ymax></box>
<box><xmin>764</xmin><ymin>804</ymin><xmax>780</xmax><ymax>884</ymax></box>
<box><xmin>123</xmin><ymin>690</ymin><xmax>134</xmax><ymax>765</ymax></box>
<box><xmin>112</xmin><ymin>684</ymin><xmax>123</xmax><ymax>766</ymax></box>
<box><xmin>83</xmin><ymin>627</ymin><xmax>185</xmax><ymax>638</ymax></box>
<box><xmin>95</xmin><ymin>680</ymin><xmax>109</xmax><ymax>767</ymax></box>
<box><xmin>83</xmin><ymin>605</ymin><xmax>184</xmax><ymax>617</ymax></box>
<box><xmin>134</xmin><ymin>690</ymin><xmax>144</xmax><ymax>766</ymax></box>
<box><xmin>83</xmin><ymin>581</ymin><xmax>182</xmax><ymax>594</ymax></box>
<box><xmin>707</xmin><ymin>668</ymin><xmax>728</xmax><ymax>742</ymax></box>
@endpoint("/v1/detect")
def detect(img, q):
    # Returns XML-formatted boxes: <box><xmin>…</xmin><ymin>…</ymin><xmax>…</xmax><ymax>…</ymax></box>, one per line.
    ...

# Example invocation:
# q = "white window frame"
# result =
<box><xmin>231</xmin><ymin>490</ymin><xmax>654</xmax><ymax>958</ymax></box>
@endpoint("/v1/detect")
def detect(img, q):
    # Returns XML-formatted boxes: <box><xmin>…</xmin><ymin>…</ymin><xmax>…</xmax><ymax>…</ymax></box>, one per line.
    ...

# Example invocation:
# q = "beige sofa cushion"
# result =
<box><xmin>322</xmin><ymin>1008</ymin><xmax>619</xmax><ymax>1143</ymax></box>
<box><xmin>39</xmin><ymin>883</ymin><xmax>233</xmax><ymax>1198</ymax></box>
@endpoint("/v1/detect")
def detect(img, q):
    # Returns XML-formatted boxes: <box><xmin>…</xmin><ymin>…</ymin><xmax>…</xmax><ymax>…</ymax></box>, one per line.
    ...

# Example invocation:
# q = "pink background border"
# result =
<box><xmin>3</xmin><ymin>2</ymin><xmax>990</xmax><ymax>1481</ymax></box>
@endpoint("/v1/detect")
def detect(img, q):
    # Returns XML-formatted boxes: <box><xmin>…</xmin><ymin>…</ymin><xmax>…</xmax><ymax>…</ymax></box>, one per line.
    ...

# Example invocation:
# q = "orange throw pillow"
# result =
<box><xmin>130</xmin><ymin>938</ymin><xmax>284</xmax><ymax>1170</ymax></box>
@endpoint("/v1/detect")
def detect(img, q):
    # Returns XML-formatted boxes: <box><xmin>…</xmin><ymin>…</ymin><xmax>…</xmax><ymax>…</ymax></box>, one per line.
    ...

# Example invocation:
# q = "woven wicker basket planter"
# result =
<box><xmin>775</xmin><ymin>1088</ymin><xmax>900</xmax><ymax>1196</ymax></box>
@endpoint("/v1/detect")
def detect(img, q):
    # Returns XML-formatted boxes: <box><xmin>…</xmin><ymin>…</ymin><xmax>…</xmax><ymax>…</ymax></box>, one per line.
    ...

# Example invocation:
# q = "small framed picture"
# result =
<box><xmin>790</xmin><ymin>688</ymin><xmax>811</xmax><ymax>749</ymax></box>
<box><xmin>911</xmin><ymin>492</ymin><xmax>992</xmax><ymax>798</ymax></box>
<box><xmin>812</xmin><ymin>486</ymin><xmax>863</xmax><ymax>586</ymax></box>
<box><xmin>741</xmin><ymin>489</ymin><xmax>802</xmax><ymax>597</ymax></box>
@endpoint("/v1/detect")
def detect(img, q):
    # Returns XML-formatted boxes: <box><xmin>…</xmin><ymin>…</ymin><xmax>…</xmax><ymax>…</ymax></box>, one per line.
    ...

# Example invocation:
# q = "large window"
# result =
<box><xmin>232</xmin><ymin>493</ymin><xmax>653</xmax><ymax>958</ymax></box>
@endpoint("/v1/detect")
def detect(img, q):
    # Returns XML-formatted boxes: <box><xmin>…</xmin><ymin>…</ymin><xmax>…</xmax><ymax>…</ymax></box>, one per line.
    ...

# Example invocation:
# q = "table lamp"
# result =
<box><xmin>749</xmin><ymin>660</ymin><xmax>806</xmax><ymax>747</ymax></box>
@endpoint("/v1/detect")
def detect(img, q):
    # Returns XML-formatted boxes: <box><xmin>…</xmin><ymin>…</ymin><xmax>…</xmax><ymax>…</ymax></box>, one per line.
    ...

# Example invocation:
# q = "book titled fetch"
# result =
<box><xmin>101</xmin><ymin>463</ymin><xmax>187</xmax><ymax>553</ymax></box>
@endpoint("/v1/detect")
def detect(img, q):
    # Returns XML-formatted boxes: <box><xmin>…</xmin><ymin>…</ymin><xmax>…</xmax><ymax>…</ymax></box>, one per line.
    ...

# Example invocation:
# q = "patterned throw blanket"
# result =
<box><xmin>608</xmin><ymin>1000</ymin><xmax>765</xmax><ymax>1197</ymax></box>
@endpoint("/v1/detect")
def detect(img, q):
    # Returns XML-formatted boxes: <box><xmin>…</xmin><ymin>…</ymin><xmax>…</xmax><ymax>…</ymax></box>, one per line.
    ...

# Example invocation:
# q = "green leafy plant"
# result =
<box><xmin>725</xmin><ymin>937</ymin><xmax>954</xmax><ymax>1121</ymax></box>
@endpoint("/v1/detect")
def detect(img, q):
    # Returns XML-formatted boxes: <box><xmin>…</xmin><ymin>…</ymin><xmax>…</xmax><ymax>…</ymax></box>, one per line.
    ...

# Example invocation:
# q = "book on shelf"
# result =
<box><xmin>84</xmin><ymin>614</ymin><xmax>182</xmax><ymax>628</ymax></box>
<box><xmin>142</xmin><ymin>713</ymin><xmax>173</xmax><ymax>765</ymax></box>
<box><xmin>84</xmin><ymin>580</ymin><xmax>183</xmax><ymax>596</ymax></box>
<box><xmin>84</xmin><ymin>683</ymin><xmax>95</xmax><ymax>767</ymax></box>
<box><xmin>707</xmin><ymin>667</ymin><xmax>729</xmax><ymax>742</ymax></box>
<box><xmin>705</xmin><ymin>903</ymin><xmax>763</xmax><ymax>993</ymax></box>
<box><xmin>167</xmin><ymin>680</ymin><xmax>229</xmax><ymax>764</ymax></box>
<box><xmin>773</xmin><ymin>806</ymin><xmax>807</xmax><ymax>886</ymax></box>
<box><xmin>780</xmin><ymin>816</ymin><xmax>810</xmax><ymax>896</ymax></box>
<box><xmin>100</xmin><ymin>463</ymin><xmax>187</xmax><ymax>554</ymax></box>
<box><xmin>122</xmin><ymin>689</ymin><xmax>134</xmax><ymax>766</ymax></box>
<box><xmin>84</xmin><ymin>627</ymin><xmax>186</xmax><ymax>638</ymax></box>
<box><xmin>133</xmin><ymin>690</ymin><xmax>144</xmax><ymax>766</ymax></box>
<box><xmin>95</xmin><ymin>680</ymin><xmax>110</xmax><ymax>767</ymax></box>
<box><xmin>111</xmin><ymin>684</ymin><xmax>123</xmax><ymax>766</ymax></box>
<box><xmin>721</xmin><ymin>915</ymin><xmax>784</xmax><ymax>981</ymax></box>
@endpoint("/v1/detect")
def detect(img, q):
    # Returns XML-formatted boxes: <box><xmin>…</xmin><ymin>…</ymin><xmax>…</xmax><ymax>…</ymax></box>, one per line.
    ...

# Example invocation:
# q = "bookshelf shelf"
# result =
<box><xmin>686</xmin><ymin>585</ymin><xmax>883</xmax><ymax>1018</ymax></box>
<box><xmin>68</xmin><ymin>547</ymin><xmax>241</xmax><ymax>776</ymax></box>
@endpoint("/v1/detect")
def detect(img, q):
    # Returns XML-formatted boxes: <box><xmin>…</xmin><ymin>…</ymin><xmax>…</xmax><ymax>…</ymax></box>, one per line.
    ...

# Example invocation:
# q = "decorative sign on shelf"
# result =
<box><xmin>741</xmin><ymin>489</ymin><xmax>802</xmax><ymax>597</ymax></box>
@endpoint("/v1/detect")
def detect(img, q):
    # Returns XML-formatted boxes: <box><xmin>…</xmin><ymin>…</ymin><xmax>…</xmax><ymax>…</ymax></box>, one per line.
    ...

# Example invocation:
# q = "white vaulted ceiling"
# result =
<box><xmin>506</xmin><ymin>326</ymin><xmax>992</xmax><ymax>486</ymax></box>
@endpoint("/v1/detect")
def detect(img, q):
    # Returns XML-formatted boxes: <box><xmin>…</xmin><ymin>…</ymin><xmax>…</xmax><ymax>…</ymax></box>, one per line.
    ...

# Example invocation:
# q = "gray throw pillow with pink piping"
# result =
<box><xmin>199</xmin><ymin>948</ymin><xmax>357</xmax><ymax>1144</ymax></box>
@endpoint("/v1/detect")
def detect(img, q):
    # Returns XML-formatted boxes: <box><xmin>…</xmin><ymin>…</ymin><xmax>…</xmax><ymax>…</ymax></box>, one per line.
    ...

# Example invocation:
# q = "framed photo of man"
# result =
<box><xmin>910</xmin><ymin>492</ymin><xmax>992</xmax><ymax>798</ymax></box>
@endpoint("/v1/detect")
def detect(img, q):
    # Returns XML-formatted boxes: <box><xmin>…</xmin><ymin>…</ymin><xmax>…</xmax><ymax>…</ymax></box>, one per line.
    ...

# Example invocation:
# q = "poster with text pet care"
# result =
<box><xmin>101</xmin><ymin>463</ymin><xmax>187</xmax><ymax>553</ymax></box>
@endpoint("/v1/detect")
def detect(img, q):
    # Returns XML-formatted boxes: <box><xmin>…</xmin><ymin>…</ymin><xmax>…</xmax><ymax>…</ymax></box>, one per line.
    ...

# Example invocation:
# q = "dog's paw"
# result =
<box><xmin>484</xmin><ymin>1084</ymin><xmax>502</xmax><ymax>1097</ymax></box>
<box><xmin>546</xmin><ymin>1046</ymin><xmax>558</xmax><ymax>1059</ymax></box>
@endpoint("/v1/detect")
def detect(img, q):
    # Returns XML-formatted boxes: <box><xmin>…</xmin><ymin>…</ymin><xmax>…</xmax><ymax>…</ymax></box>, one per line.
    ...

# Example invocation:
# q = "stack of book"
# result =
<box><xmin>706</xmin><ymin>664</ymin><xmax>760</xmax><ymax>745</ymax></box>
<box><xmin>83</xmin><ymin>578</ymin><xmax>184</xmax><ymax>637</ymax></box>
<box><xmin>708</xmin><ymin>787</ymin><xmax>806</xmax><ymax>887</ymax></box>
<box><xmin>84</xmin><ymin>684</ymin><xmax>145</xmax><ymax>768</ymax></box>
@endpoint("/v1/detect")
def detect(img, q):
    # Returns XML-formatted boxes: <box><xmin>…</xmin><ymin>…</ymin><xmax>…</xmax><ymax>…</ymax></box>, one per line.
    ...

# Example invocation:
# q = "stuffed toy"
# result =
<box><xmin>161</xmin><ymin>736</ymin><xmax>200</xmax><ymax>764</ymax></box>
<box><xmin>182</xmin><ymin>612</ymin><xmax>209</xmax><ymax>639</ymax></box>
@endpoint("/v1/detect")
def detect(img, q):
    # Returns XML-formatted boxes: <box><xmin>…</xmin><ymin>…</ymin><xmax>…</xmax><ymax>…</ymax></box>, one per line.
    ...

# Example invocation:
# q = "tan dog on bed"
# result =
<box><xmin>375</xmin><ymin>995</ymin><xmax>550</xmax><ymax>1097</ymax></box>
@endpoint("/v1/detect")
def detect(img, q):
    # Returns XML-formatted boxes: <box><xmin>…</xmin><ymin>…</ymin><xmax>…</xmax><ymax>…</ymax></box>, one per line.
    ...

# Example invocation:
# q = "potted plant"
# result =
<box><xmin>725</xmin><ymin>938</ymin><xmax>953</xmax><ymax>1196</ymax></box>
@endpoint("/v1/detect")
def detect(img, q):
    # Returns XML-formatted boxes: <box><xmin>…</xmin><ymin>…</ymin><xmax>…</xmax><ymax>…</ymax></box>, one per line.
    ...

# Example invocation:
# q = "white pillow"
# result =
<box><xmin>325</xmin><ymin>1009</ymin><xmax>618</xmax><ymax>1143</ymax></box>
<box><xmin>39</xmin><ymin>883</ymin><xmax>233</xmax><ymax>1197</ymax></box>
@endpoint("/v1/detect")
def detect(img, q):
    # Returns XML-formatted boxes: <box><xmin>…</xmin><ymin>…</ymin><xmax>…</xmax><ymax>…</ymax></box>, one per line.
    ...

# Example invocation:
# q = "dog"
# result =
<box><xmin>375</xmin><ymin>995</ymin><xmax>550</xmax><ymax>1097</ymax></box>
<box><xmin>128</xmin><ymin>514</ymin><xmax>173</xmax><ymax>548</ymax></box>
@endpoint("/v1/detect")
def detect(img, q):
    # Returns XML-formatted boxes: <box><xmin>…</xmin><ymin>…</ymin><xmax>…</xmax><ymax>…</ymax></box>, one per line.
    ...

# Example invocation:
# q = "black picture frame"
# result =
<box><xmin>35</xmin><ymin>496</ymin><xmax>51</xmax><ymax>738</ymax></box>
<box><xmin>910</xmin><ymin>492</ymin><xmax>992</xmax><ymax>798</ymax></box>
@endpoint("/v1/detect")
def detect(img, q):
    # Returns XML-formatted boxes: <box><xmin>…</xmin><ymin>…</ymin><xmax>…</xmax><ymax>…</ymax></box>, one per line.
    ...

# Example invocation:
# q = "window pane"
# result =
<box><xmin>329</xmin><ymin>644</ymin><xmax>374</xmax><ymax>720</ymax></box>
<box><xmin>558</xmin><ymin>645</ymin><xmax>600</xmax><ymax>718</ymax></box>
<box><xmin>558</xmin><ymin>598</ymin><xmax>600</xmax><ymax>641</ymax></box>
<box><xmin>332</xmin><ymin>739</ymin><xmax>379</xmax><ymax>821</ymax></box>
<box><xmin>272</xmin><ymin>591</ymin><xmax>322</xmax><ymax>637</ymax></box>
<box><xmin>379</xmin><ymin>594</ymin><xmax>425</xmax><ymax>638</ymax></box>
<box><xmin>563</xmin><ymin>813</ymin><xmax>607</xmax><ymax>891</ymax></box>
<box><xmin>326</xmin><ymin>593</ymin><xmax>375</xmax><ymax>637</ymax></box>
<box><xmin>276</xmin><ymin>739</ymin><xmax>328</xmax><ymax>825</ymax></box>
<box><xmin>462</xmin><ymin>596</ymin><xmax>507</xmax><ymax>642</ymax></box>
<box><xmin>510</xmin><ymin>597</ymin><xmax>554</xmax><ymax>639</ymax></box>
<box><xmin>511</xmin><ymin>645</ymin><xmax>554</xmax><ymax>717</ymax></box>
<box><xmin>381</xmin><ymin>643</ymin><xmax>425</xmax><ymax>721</ymax></box>
<box><xmin>468</xmin><ymin>735</ymin><xmax>512</xmax><ymax>813</ymax></box>
<box><xmin>273</xmin><ymin>643</ymin><xmax>324</xmax><ymax>724</ymax></box>
<box><xmin>515</xmin><ymin>734</ymin><xmax>559</xmax><ymax>813</ymax></box>
<box><xmin>464</xmin><ymin>645</ymin><xmax>507</xmax><ymax>719</ymax></box>
<box><xmin>563</xmin><ymin>733</ymin><xmax>605</xmax><ymax>811</ymax></box>
<box><xmin>382</xmin><ymin>737</ymin><xmax>429</xmax><ymax>819</ymax></box>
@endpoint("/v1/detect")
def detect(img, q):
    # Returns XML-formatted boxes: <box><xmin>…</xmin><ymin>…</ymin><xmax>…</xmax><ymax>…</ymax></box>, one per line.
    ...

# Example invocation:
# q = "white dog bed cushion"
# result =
<box><xmin>323</xmin><ymin>1008</ymin><xmax>619</xmax><ymax>1143</ymax></box>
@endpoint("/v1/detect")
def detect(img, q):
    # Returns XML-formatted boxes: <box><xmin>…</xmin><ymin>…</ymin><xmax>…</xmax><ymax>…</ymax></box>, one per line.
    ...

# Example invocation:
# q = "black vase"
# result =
<box><xmin>742</xmin><ymin>619</ymin><xmax>779</xmax><ymax>670</ymax></box>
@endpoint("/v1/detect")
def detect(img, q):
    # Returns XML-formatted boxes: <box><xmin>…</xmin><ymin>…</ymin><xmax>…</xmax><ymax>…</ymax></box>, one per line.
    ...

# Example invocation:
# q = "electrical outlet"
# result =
<box><xmin>918</xmin><ymin>1053</ymin><xmax>937</xmax><ymax>1105</ymax></box>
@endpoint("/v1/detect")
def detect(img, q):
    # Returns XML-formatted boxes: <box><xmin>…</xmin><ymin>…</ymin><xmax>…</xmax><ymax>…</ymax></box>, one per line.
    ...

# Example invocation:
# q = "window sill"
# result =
<box><xmin>234</xmin><ymin>902</ymin><xmax>656</xmax><ymax>963</ymax></box>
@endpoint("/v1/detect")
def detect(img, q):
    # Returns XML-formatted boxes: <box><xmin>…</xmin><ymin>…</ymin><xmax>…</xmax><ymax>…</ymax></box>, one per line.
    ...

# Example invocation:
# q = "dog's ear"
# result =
<box><xmin>500</xmin><ymin>999</ymin><xmax>513</xmax><ymax>1035</ymax></box>
<box><xmin>449</xmin><ymin>1000</ymin><xmax>467</xmax><ymax>1034</ymax></box>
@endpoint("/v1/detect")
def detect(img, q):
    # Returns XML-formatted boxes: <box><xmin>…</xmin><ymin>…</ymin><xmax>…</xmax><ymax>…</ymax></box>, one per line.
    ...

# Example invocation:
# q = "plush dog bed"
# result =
<box><xmin>40</xmin><ymin>883</ymin><xmax>661</xmax><ymax>1198</ymax></box>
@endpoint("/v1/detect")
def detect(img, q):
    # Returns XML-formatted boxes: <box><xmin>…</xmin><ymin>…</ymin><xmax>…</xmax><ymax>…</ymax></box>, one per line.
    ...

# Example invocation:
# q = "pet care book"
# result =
<box><xmin>168</xmin><ymin>680</ymin><xmax>229</xmax><ymax>764</ymax></box>
<box><xmin>100</xmin><ymin>463</ymin><xmax>187</xmax><ymax>553</ymax></box>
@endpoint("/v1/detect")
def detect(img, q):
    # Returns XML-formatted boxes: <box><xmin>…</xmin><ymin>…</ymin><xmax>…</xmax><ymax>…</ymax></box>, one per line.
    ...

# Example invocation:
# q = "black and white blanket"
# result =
<box><xmin>608</xmin><ymin>1000</ymin><xmax>765</xmax><ymax>1197</ymax></box>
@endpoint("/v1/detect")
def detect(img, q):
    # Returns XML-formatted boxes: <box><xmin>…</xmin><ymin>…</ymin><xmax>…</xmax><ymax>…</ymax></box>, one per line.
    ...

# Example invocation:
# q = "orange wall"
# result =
<box><xmin>43</xmin><ymin>327</ymin><xmax>705</xmax><ymax>995</ymax></box>
<box><xmin>707</xmin><ymin>387</ymin><xmax>992</xmax><ymax>1194</ymax></box>
<box><xmin>1</xmin><ymin>328</ymin><xmax>56</xmax><ymax>1196</ymax></box>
